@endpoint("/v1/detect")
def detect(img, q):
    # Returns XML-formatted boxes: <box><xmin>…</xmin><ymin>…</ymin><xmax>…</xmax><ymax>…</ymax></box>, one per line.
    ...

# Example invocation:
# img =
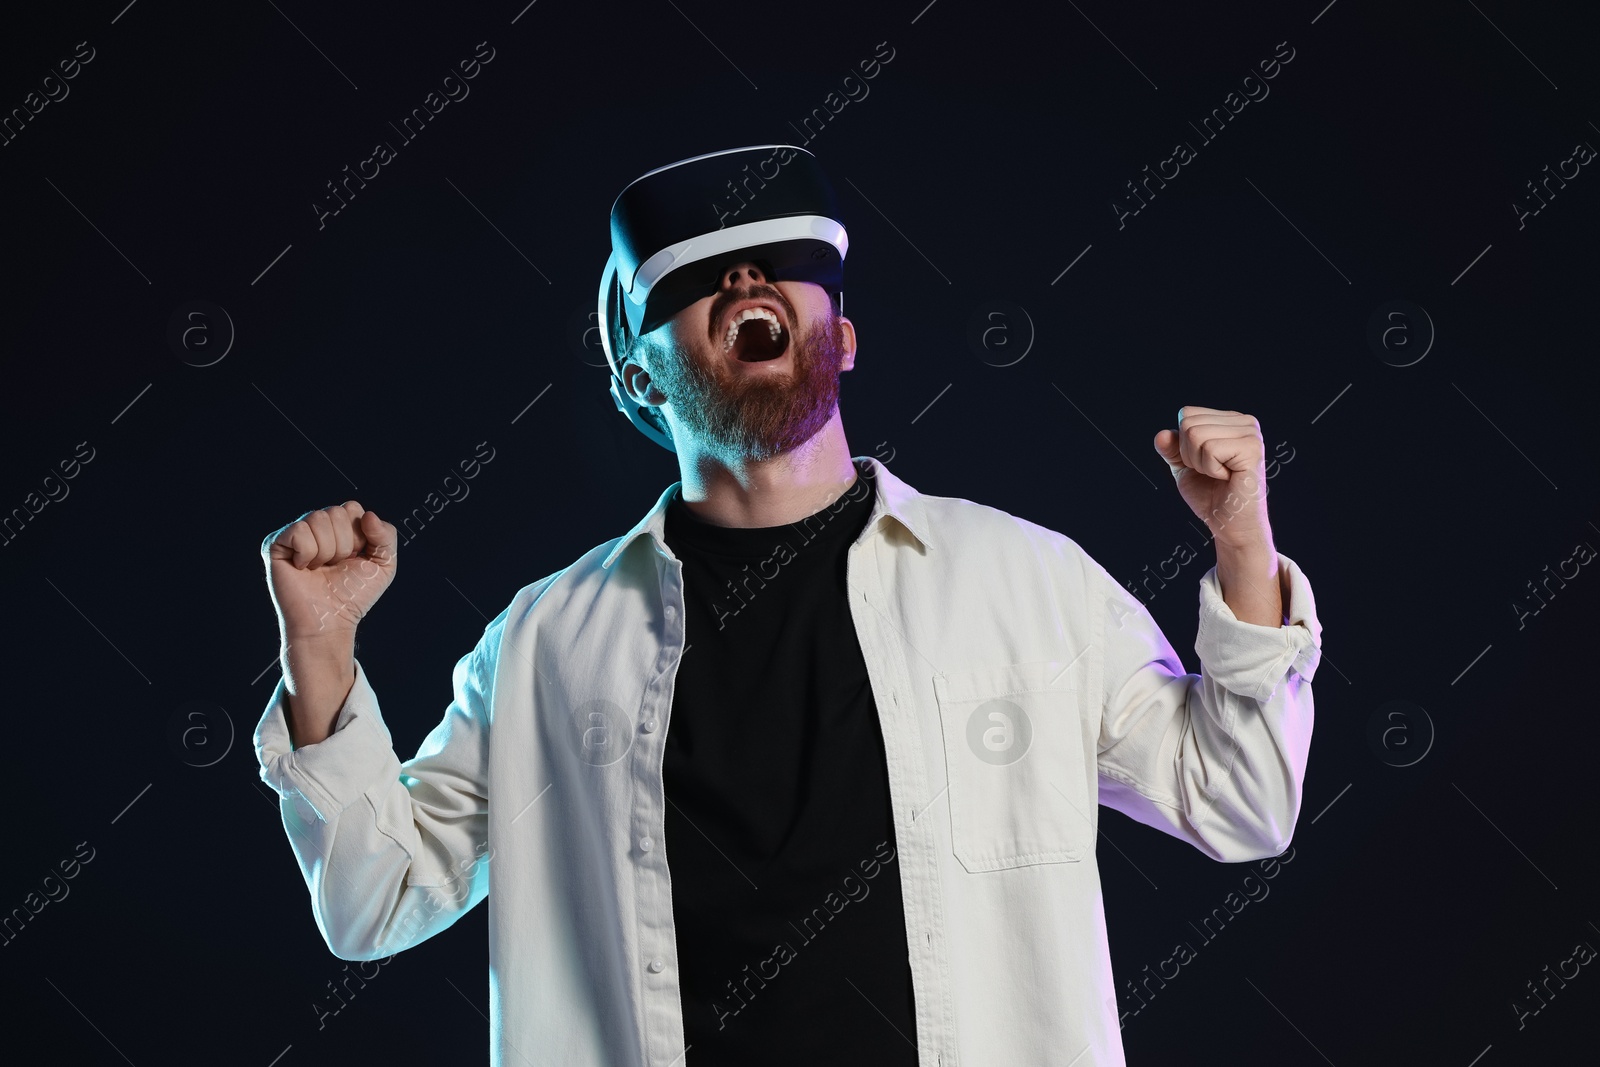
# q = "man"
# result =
<box><xmin>256</xmin><ymin>145</ymin><xmax>1322</xmax><ymax>1067</ymax></box>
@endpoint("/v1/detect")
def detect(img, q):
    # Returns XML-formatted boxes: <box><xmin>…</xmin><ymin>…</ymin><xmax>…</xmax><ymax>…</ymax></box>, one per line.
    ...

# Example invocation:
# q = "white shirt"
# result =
<box><xmin>254</xmin><ymin>454</ymin><xmax>1322</xmax><ymax>1066</ymax></box>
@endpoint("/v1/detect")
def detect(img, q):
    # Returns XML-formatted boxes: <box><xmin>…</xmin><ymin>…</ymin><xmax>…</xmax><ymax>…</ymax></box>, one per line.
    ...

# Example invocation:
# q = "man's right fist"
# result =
<box><xmin>262</xmin><ymin>501</ymin><xmax>398</xmax><ymax>640</ymax></box>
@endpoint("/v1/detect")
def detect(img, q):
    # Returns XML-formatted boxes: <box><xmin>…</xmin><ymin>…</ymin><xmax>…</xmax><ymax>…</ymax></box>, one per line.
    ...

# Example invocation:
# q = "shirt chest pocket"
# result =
<box><xmin>932</xmin><ymin>659</ymin><xmax>1096</xmax><ymax>873</ymax></box>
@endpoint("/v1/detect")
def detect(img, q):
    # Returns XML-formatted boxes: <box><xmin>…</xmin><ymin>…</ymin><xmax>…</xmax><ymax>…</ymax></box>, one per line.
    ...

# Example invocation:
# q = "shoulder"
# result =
<box><xmin>914</xmin><ymin>489</ymin><xmax>1140</xmax><ymax>614</ymax></box>
<box><xmin>918</xmin><ymin>490</ymin><xmax>1093</xmax><ymax>567</ymax></box>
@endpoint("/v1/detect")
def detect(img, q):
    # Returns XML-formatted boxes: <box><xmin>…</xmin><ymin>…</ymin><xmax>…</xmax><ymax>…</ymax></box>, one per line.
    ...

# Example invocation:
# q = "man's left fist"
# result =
<box><xmin>1152</xmin><ymin>405</ymin><xmax>1272</xmax><ymax>550</ymax></box>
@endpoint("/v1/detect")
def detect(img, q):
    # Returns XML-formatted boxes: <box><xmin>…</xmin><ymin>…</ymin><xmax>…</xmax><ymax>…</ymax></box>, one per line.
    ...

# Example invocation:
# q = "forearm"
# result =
<box><xmin>255</xmin><ymin>655</ymin><xmax>486</xmax><ymax>961</ymax></box>
<box><xmin>1095</xmin><ymin>547</ymin><xmax>1319</xmax><ymax>862</ymax></box>
<box><xmin>1214</xmin><ymin>539</ymin><xmax>1285</xmax><ymax>627</ymax></box>
<box><xmin>254</xmin><ymin>635</ymin><xmax>500</xmax><ymax>959</ymax></box>
<box><xmin>282</xmin><ymin>632</ymin><xmax>357</xmax><ymax>747</ymax></box>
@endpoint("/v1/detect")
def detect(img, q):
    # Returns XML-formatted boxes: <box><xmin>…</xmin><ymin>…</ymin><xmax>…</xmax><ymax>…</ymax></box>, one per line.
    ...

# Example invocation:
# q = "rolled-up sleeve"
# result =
<box><xmin>1090</xmin><ymin>550</ymin><xmax>1321</xmax><ymax>862</ymax></box>
<box><xmin>253</xmin><ymin>624</ymin><xmax>501</xmax><ymax>960</ymax></box>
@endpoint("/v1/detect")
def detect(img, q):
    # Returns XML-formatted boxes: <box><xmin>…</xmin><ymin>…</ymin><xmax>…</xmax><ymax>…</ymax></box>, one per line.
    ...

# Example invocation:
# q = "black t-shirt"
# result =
<box><xmin>660</xmin><ymin>459</ymin><xmax>918</xmax><ymax>1064</ymax></box>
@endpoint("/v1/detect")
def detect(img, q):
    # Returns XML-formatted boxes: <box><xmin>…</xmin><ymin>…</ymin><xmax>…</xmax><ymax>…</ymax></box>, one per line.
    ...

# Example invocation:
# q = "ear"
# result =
<box><xmin>619</xmin><ymin>358</ymin><xmax>673</xmax><ymax>440</ymax></box>
<box><xmin>837</xmin><ymin>316</ymin><xmax>858</xmax><ymax>372</ymax></box>
<box><xmin>619</xmin><ymin>353</ymin><xmax>667</xmax><ymax>407</ymax></box>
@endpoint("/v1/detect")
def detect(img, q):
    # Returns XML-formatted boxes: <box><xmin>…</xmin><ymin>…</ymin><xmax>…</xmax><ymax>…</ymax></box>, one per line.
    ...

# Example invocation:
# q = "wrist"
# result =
<box><xmin>1214</xmin><ymin>529</ymin><xmax>1276</xmax><ymax>558</ymax></box>
<box><xmin>282</xmin><ymin>627</ymin><xmax>356</xmax><ymax>652</ymax></box>
<box><xmin>281</xmin><ymin>630</ymin><xmax>356</xmax><ymax>675</ymax></box>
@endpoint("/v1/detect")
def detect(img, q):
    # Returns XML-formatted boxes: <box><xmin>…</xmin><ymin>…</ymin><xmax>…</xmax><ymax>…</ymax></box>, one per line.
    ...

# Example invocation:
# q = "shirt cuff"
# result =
<box><xmin>253</xmin><ymin>658</ymin><xmax>400</xmax><ymax>825</ymax></box>
<box><xmin>1194</xmin><ymin>551</ymin><xmax>1323</xmax><ymax>703</ymax></box>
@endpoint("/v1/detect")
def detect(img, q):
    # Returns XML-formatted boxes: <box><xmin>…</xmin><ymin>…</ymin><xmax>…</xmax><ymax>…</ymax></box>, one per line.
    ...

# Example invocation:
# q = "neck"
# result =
<box><xmin>674</xmin><ymin>412</ymin><xmax>858</xmax><ymax>528</ymax></box>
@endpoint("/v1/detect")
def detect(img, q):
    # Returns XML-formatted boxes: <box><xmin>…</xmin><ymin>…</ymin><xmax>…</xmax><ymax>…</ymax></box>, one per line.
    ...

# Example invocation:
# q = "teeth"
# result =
<box><xmin>722</xmin><ymin>307</ymin><xmax>782</xmax><ymax>353</ymax></box>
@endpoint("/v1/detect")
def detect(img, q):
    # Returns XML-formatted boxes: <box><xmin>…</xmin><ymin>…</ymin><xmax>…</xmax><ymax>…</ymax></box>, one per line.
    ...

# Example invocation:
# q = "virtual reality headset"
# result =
<box><xmin>597</xmin><ymin>144</ymin><xmax>850</xmax><ymax>453</ymax></box>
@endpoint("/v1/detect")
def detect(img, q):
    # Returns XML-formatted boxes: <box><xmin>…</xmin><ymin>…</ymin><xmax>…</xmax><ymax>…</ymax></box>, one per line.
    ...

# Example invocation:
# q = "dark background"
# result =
<box><xmin>2</xmin><ymin>1</ymin><xmax>1595</xmax><ymax>1063</ymax></box>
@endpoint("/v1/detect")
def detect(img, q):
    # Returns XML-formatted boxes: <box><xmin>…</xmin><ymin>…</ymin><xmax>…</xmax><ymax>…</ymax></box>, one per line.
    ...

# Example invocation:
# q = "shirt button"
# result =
<box><xmin>639</xmin><ymin>836</ymin><xmax>654</xmax><ymax>852</ymax></box>
<box><xmin>648</xmin><ymin>957</ymin><xmax>666</xmax><ymax>973</ymax></box>
<box><xmin>642</xmin><ymin>718</ymin><xmax>658</xmax><ymax>733</ymax></box>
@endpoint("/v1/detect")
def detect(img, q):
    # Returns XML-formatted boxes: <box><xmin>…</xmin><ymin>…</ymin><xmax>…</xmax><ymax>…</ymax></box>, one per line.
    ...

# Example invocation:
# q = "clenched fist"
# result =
<box><xmin>262</xmin><ymin>501</ymin><xmax>398</xmax><ymax>641</ymax></box>
<box><xmin>1151</xmin><ymin>406</ymin><xmax>1272</xmax><ymax>551</ymax></box>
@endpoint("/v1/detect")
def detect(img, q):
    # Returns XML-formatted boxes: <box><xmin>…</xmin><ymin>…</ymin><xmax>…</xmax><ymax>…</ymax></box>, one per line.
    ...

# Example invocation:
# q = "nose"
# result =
<box><xmin>718</xmin><ymin>260</ymin><xmax>768</xmax><ymax>291</ymax></box>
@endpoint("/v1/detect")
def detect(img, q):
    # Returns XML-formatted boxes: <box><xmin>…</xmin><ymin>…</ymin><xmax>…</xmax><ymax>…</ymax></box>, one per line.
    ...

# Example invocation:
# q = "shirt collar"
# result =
<box><xmin>600</xmin><ymin>455</ymin><xmax>932</xmax><ymax>570</ymax></box>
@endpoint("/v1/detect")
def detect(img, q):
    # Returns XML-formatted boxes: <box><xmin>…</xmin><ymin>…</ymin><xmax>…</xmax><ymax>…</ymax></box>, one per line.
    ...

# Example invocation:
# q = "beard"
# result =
<box><xmin>644</xmin><ymin>303</ymin><xmax>848</xmax><ymax>463</ymax></box>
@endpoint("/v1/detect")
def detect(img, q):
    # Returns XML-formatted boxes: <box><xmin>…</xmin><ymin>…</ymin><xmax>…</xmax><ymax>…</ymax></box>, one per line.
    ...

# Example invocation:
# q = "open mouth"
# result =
<box><xmin>722</xmin><ymin>306</ymin><xmax>790</xmax><ymax>363</ymax></box>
